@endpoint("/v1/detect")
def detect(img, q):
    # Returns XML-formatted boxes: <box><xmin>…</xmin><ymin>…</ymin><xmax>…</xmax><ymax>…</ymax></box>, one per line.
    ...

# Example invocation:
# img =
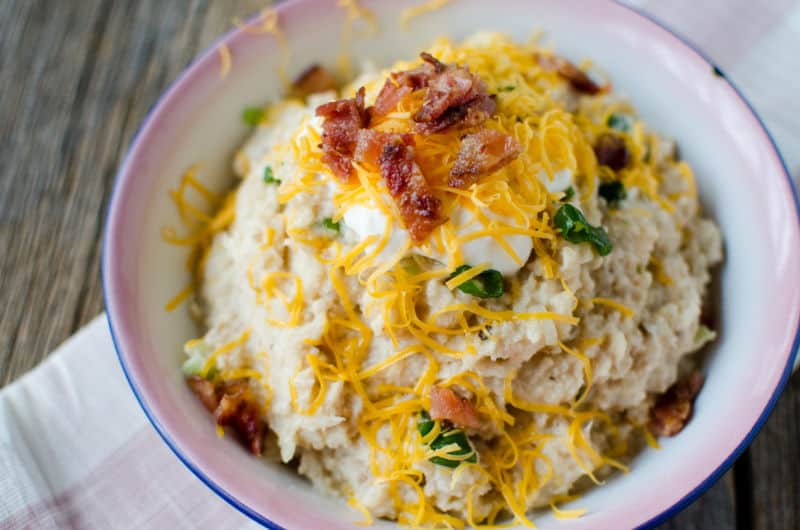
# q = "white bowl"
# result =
<box><xmin>103</xmin><ymin>1</ymin><xmax>800</xmax><ymax>528</ymax></box>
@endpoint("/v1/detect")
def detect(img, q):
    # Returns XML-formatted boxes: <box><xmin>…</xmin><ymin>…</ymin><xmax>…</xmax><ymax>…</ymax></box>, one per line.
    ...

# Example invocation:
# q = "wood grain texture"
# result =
<box><xmin>751</xmin><ymin>375</ymin><xmax>800</xmax><ymax>529</ymax></box>
<box><xmin>0</xmin><ymin>1</ymin><xmax>795</xmax><ymax>529</ymax></box>
<box><xmin>0</xmin><ymin>0</ymin><xmax>262</xmax><ymax>384</ymax></box>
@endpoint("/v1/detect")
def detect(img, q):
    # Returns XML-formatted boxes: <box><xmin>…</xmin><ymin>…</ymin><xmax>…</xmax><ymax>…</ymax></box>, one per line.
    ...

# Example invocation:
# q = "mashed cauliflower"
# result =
<box><xmin>178</xmin><ymin>33</ymin><xmax>722</xmax><ymax>527</ymax></box>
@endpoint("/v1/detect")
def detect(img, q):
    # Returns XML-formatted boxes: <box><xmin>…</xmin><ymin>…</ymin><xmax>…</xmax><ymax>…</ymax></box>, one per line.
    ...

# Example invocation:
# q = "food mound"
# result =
<box><xmin>177</xmin><ymin>33</ymin><xmax>722</xmax><ymax>527</ymax></box>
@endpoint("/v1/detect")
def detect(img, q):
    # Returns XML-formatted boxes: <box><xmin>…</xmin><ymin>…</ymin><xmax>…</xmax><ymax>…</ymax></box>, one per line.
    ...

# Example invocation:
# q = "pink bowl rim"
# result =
<box><xmin>102</xmin><ymin>1</ymin><xmax>800</xmax><ymax>529</ymax></box>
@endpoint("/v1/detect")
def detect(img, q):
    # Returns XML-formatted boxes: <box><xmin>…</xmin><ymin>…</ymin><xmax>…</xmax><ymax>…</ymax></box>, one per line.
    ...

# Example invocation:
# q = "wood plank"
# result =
<box><xmin>750</xmin><ymin>375</ymin><xmax>800</xmax><ymax>529</ymax></box>
<box><xmin>0</xmin><ymin>0</ymin><xmax>262</xmax><ymax>386</ymax></box>
<box><xmin>658</xmin><ymin>473</ymin><xmax>737</xmax><ymax>529</ymax></box>
<box><xmin>0</xmin><ymin>0</ymin><xmax>111</xmax><ymax>384</ymax></box>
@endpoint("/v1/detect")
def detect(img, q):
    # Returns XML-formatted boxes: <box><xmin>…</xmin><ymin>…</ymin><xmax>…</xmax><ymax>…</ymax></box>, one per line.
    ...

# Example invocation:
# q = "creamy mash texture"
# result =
<box><xmin>177</xmin><ymin>33</ymin><xmax>722</xmax><ymax>527</ymax></box>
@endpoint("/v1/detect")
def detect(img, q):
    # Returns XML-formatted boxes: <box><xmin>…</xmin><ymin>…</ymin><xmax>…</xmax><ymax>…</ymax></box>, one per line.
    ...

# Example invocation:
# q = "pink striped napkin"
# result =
<box><xmin>2</xmin><ymin>1</ymin><xmax>799</xmax><ymax>528</ymax></box>
<box><xmin>0</xmin><ymin>317</ymin><xmax>260</xmax><ymax>529</ymax></box>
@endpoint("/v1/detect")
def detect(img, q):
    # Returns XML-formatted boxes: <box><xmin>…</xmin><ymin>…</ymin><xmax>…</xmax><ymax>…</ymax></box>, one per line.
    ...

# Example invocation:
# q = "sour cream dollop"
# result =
<box><xmin>342</xmin><ymin>203</ymin><xmax>533</xmax><ymax>275</ymax></box>
<box><xmin>537</xmin><ymin>168</ymin><xmax>573</xmax><ymax>193</ymax></box>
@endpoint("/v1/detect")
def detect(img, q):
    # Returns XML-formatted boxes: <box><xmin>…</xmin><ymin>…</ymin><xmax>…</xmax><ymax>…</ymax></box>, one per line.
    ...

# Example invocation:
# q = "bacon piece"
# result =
<box><xmin>373</xmin><ymin>82</ymin><xmax>414</xmax><ymax>116</ymax></box>
<box><xmin>354</xmin><ymin>129</ymin><xmax>414</xmax><ymax>167</ymax></box>
<box><xmin>187</xmin><ymin>375</ymin><xmax>219</xmax><ymax>413</ymax></box>
<box><xmin>292</xmin><ymin>64</ymin><xmax>338</xmax><ymax>97</ymax></box>
<box><xmin>594</xmin><ymin>133</ymin><xmax>630</xmax><ymax>170</ymax></box>
<box><xmin>413</xmin><ymin>54</ymin><xmax>494</xmax><ymax>133</ymax></box>
<box><xmin>449</xmin><ymin>129</ymin><xmax>522</xmax><ymax>188</ymax></box>
<box><xmin>649</xmin><ymin>371</ymin><xmax>704</xmax><ymax>437</ymax></box>
<box><xmin>316</xmin><ymin>87</ymin><xmax>369</xmax><ymax>181</ymax></box>
<box><xmin>429</xmin><ymin>385</ymin><xmax>481</xmax><ymax>430</ymax></box>
<box><xmin>414</xmin><ymin>63</ymin><xmax>478</xmax><ymax>123</ymax></box>
<box><xmin>377</xmin><ymin>135</ymin><xmax>444</xmax><ymax>242</ymax></box>
<box><xmin>372</xmin><ymin>55</ymin><xmax>441</xmax><ymax>116</ymax></box>
<box><xmin>537</xmin><ymin>54</ymin><xmax>605</xmax><ymax>95</ymax></box>
<box><xmin>372</xmin><ymin>52</ymin><xmax>495</xmax><ymax>133</ymax></box>
<box><xmin>215</xmin><ymin>380</ymin><xmax>265</xmax><ymax>456</ymax></box>
<box><xmin>187</xmin><ymin>376</ymin><xmax>265</xmax><ymax>456</ymax></box>
<box><xmin>415</xmin><ymin>94</ymin><xmax>497</xmax><ymax>135</ymax></box>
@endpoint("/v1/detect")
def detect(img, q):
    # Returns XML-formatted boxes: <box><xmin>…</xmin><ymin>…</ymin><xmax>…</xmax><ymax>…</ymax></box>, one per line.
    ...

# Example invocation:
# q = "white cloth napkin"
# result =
<box><xmin>0</xmin><ymin>317</ymin><xmax>260</xmax><ymax>529</ymax></box>
<box><xmin>2</xmin><ymin>1</ymin><xmax>799</xmax><ymax>528</ymax></box>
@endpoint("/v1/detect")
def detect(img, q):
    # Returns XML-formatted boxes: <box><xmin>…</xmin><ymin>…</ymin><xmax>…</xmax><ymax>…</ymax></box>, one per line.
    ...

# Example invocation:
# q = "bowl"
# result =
<box><xmin>102</xmin><ymin>0</ymin><xmax>800</xmax><ymax>528</ymax></box>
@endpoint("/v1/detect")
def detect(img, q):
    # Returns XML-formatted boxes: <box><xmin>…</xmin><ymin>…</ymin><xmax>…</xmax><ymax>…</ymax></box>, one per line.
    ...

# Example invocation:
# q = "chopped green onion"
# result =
<box><xmin>181</xmin><ymin>353</ymin><xmax>206</xmax><ymax>377</ymax></box>
<box><xmin>322</xmin><ymin>217</ymin><xmax>340</xmax><ymax>233</ymax></box>
<box><xmin>694</xmin><ymin>324</ymin><xmax>717</xmax><ymax>348</ymax></box>
<box><xmin>554</xmin><ymin>204</ymin><xmax>613</xmax><ymax>256</ymax></box>
<box><xmin>400</xmin><ymin>256</ymin><xmax>423</xmax><ymax>276</ymax></box>
<box><xmin>263</xmin><ymin>166</ymin><xmax>281</xmax><ymax>185</ymax></box>
<box><xmin>561</xmin><ymin>186</ymin><xmax>575</xmax><ymax>202</ymax></box>
<box><xmin>598</xmin><ymin>181</ymin><xmax>626</xmax><ymax>205</ymax></box>
<box><xmin>242</xmin><ymin>106</ymin><xmax>264</xmax><ymax>126</ymax></box>
<box><xmin>607</xmin><ymin>113</ymin><xmax>633</xmax><ymax>133</ymax></box>
<box><xmin>418</xmin><ymin>412</ymin><xmax>477</xmax><ymax>468</ymax></box>
<box><xmin>497</xmin><ymin>85</ymin><xmax>516</xmax><ymax>92</ymax></box>
<box><xmin>447</xmin><ymin>265</ymin><xmax>504</xmax><ymax>299</ymax></box>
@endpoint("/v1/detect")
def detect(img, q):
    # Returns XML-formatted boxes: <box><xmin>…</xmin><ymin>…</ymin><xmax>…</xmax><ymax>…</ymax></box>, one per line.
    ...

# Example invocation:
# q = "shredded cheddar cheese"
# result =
<box><xmin>444</xmin><ymin>262</ymin><xmax>491</xmax><ymax>290</ymax></box>
<box><xmin>218</xmin><ymin>43</ymin><xmax>232</xmax><ymax>79</ymax></box>
<box><xmin>589</xmin><ymin>297</ymin><xmax>635</xmax><ymax>318</ymax></box>
<box><xmin>336</xmin><ymin>0</ymin><xmax>377</xmax><ymax>77</ymax></box>
<box><xmin>649</xmin><ymin>255</ymin><xmax>674</xmax><ymax>286</ymax></box>
<box><xmin>549</xmin><ymin>495</ymin><xmax>587</xmax><ymax>520</ymax></box>
<box><xmin>400</xmin><ymin>0</ymin><xmax>451</xmax><ymax>29</ymax></box>
<box><xmin>162</xmin><ymin>28</ymin><xmax>717</xmax><ymax>529</ymax></box>
<box><xmin>164</xmin><ymin>284</ymin><xmax>193</xmax><ymax>312</ymax></box>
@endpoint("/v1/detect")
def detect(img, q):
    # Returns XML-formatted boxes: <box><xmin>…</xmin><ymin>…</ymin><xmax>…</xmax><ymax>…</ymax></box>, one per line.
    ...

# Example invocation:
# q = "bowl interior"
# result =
<box><xmin>104</xmin><ymin>0</ymin><xmax>800</xmax><ymax>528</ymax></box>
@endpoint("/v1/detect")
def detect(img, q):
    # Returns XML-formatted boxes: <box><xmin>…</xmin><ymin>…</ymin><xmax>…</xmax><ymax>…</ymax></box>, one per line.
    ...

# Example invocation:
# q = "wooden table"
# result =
<box><xmin>1</xmin><ymin>1</ymin><xmax>797</xmax><ymax>528</ymax></box>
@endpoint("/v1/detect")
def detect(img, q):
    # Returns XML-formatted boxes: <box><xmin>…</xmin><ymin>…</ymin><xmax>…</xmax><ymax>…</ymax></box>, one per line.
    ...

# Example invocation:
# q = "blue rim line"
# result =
<box><xmin>101</xmin><ymin>1</ymin><xmax>800</xmax><ymax>529</ymax></box>
<box><xmin>612</xmin><ymin>2</ymin><xmax>800</xmax><ymax>527</ymax></box>
<box><xmin>101</xmin><ymin>8</ymin><xmax>285</xmax><ymax>530</ymax></box>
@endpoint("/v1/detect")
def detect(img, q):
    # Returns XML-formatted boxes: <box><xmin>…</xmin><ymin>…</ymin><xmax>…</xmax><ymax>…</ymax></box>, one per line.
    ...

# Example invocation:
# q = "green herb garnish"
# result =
<box><xmin>448</xmin><ymin>265</ymin><xmax>504</xmax><ymax>299</ymax></box>
<box><xmin>554</xmin><ymin>204</ymin><xmax>613</xmax><ymax>256</ymax></box>
<box><xmin>498</xmin><ymin>85</ymin><xmax>516</xmax><ymax>92</ymax></box>
<box><xmin>181</xmin><ymin>353</ymin><xmax>206</xmax><ymax>377</ymax></box>
<box><xmin>263</xmin><ymin>166</ymin><xmax>281</xmax><ymax>185</ymax></box>
<box><xmin>322</xmin><ymin>217</ymin><xmax>340</xmax><ymax>233</ymax></box>
<box><xmin>607</xmin><ymin>113</ymin><xmax>633</xmax><ymax>133</ymax></box>
<box><xmin>418</xmin><ymin>412</ymin><xmax>477</xmax><ymax>468</ymax></box>
<box><xmin>598</xmin><ymin>181</ymin><xmax>626</xmax><ymax>205</ymax></box>
<box><xmin>400</xmin><ymin>256</ymin><xmax>423</xmax><ymax>276</ymax></box>
<box><xmin>694</xmin><ymin>324</ymin><xmax>717</xmax><ymax>348</ymax></box>
<box><xmin>242</xmin><ymin>106</ymin><xmax>265</xmax><ymax>126</ymax></box>
<box><xmin>561</xmin><ymin>186</ymin><xmax>575</xmax><ymax>202</ymax></box>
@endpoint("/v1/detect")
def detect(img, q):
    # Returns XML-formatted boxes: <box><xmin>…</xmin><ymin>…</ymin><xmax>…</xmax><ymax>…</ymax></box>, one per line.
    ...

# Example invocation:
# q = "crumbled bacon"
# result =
<box><xmin>377</xmin><ymin>135</ymin><xmax>445</xmax><ymax>241</ymax></box>
<box><xmin>594</xmin><ymin>133</ymin><xmax>630</xmax><ymax>170</ymax></box>
<box><xmin>429</xmin><ymin>385</ymin><xmax>481</xmax><ymax>430</ymax></box>
<box><xmin>187</xmin><ymin>375</ymin><xmax>219</xmax><ymax>413</ymax></box>
<box><xmin>413</xmin><ymin>53</ymin><xmax>495</xmax><ymax>133</ymax></box>
<box><xmin>371</xmin><ymin>52</ymin><xmax>496</xmax><ymax>133</ymax></box>
<box><xmin>354</xmin><ymin>129</ymin><xmax>414</xmax><ymax>167</ymax></box>
<box><xmin>449</xmin><ymin>129</ymin><xmax>521</xmax><ymax>188</ymax></box>
<box><xmin>415</xmin><ymin>94</ymin><xmax>497</xmax><ymax>135</ymax></box>
<box><xmin>292</xmin><ymin>64</ymin><xmax>338</xmax><ymax>97</ymax></box>
<box><xmin>649</xmin><ymin>371</ymin><xmax>704</xmax><ymax>437</ymax></box>
<box><xmin>414</xmin><ymin>56</ymin><xmax>479</xmax><ymax>122</ymax></box>
<box><xmin>537</xmin><ymin>53</ymin><xmax>605</xmax><ymax>95</ymax></box>
<box><xmin>187</xmin><ymin>377</ymin><xmax>265</xmax><ymax>456</ymax></box>
<box><xmin>214</xmin><ymin>380</ymin><xmax>265</xmax><ymax>455</ymax></box>
<box><xmin>372</xmin><ymin>53</ymin><xmax>441</xmax><ymax>117</ymax></box>
<box><xmin>316</xmin><ymin>87</ymin><xmax>369</xmax><ymax>181</ymax></box>
<box><xmin>373</xmin><ymin>81</ymin><xmax>413</xmax><ymax>117</ymax></box>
